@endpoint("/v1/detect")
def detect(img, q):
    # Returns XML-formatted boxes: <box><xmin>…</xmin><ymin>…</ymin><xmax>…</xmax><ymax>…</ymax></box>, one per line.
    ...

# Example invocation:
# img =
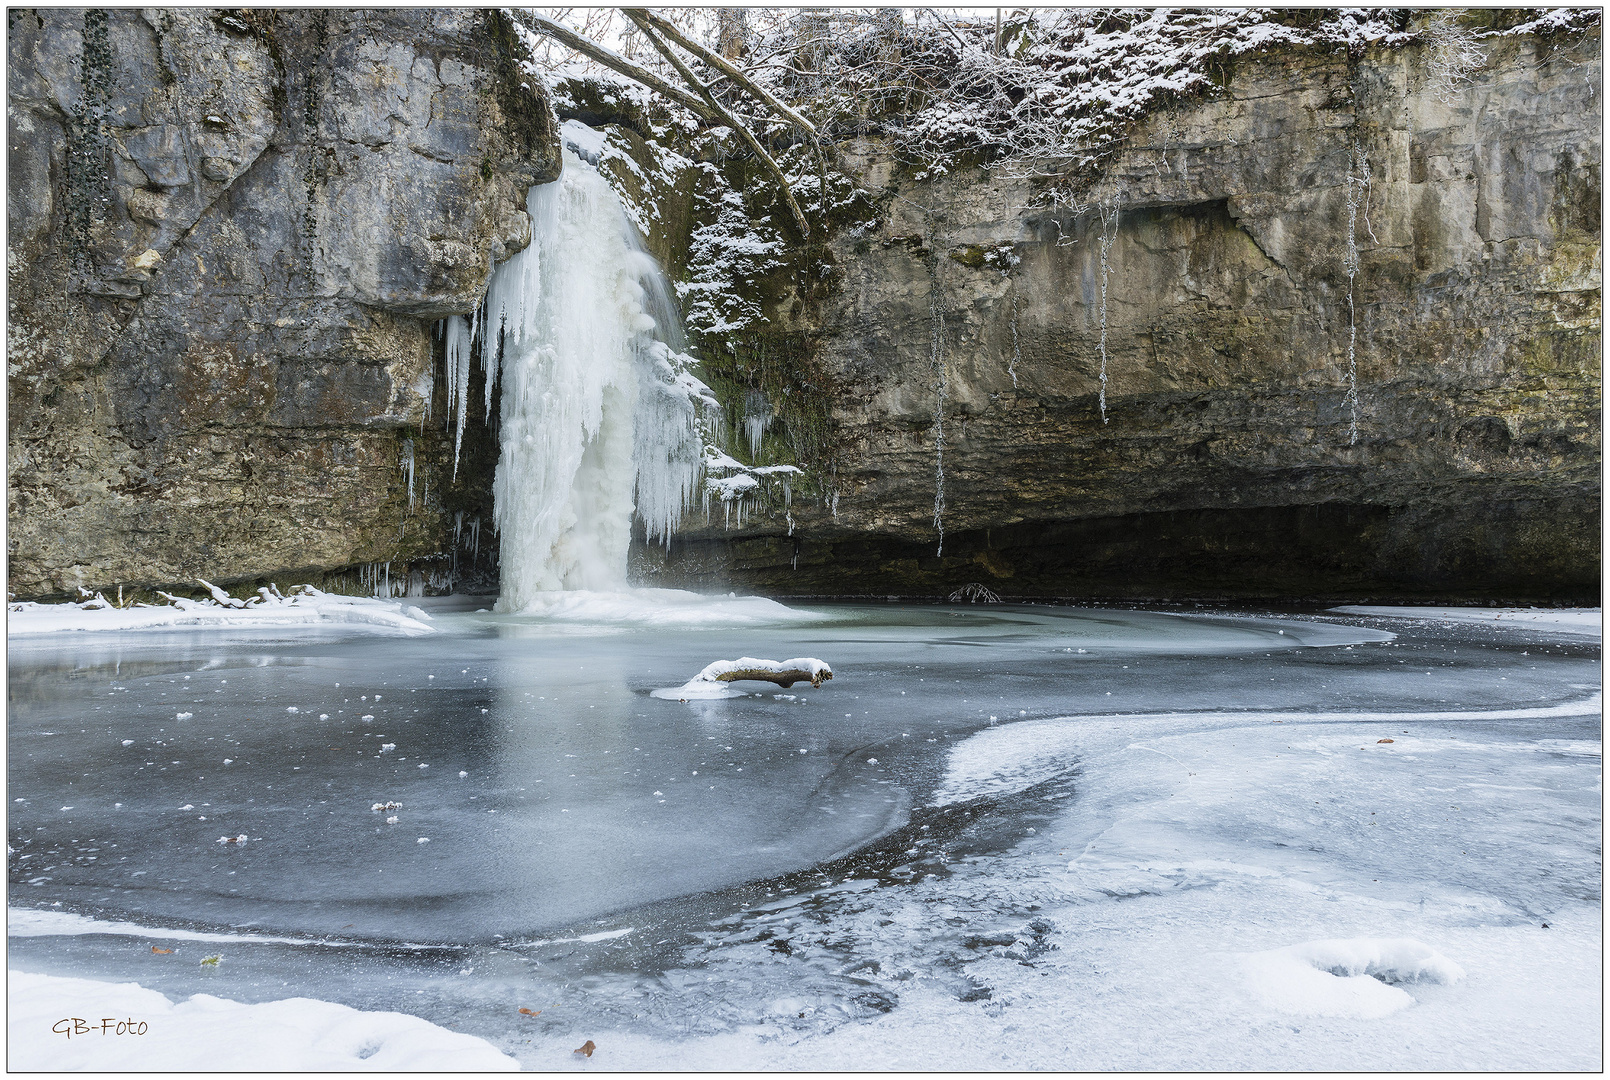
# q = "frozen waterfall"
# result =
<box><xmin>484</xmin><ymin>151</ymin><xmax>707</xmax><ymax>611</ymax></box>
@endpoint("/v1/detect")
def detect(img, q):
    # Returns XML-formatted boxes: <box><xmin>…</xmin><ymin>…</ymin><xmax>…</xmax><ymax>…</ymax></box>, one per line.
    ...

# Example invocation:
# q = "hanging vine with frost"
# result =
<box><xmin>928</xmin><ymin>244</ymin><xmax>947</xmax><ymax>557</ymax></box>
<box><xmin>1343</xmin><ymin>140</ymin><xmax>1369</xmax><ymax>446</ymax></box>
<box><xmin>1096</xmin><ymin>192</ymin><xmax>1120</xmax><ymax>425</ymax></box>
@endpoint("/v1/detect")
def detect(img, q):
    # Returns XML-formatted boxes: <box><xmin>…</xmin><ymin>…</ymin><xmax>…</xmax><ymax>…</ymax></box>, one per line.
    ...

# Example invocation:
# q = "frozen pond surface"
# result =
<box><xmin>9</xmin><ymin>600</ymin><xmax>1601</xmax><ymax>1069</ymax></box>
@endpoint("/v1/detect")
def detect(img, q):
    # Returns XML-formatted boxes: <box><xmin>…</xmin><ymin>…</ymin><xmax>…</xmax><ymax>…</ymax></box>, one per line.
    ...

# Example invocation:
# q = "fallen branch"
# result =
<box><xmin>507</xmin><ymin>10</ymin><xmax>723</xmax><ymax>125</ymax></box>
<box><xmin>623</xmin><ymin>10</ymin><xmax>812</xmax><ymax>237</ymax></box>
<box><xmin>709</xmin><ymin>660</ymin><xmax>833</xmax><ymax>689</ymax></box>
<box><xmin>623</xmin><ymin>8</ymin><xmax>818</xmax><ymax>137</ymax></box>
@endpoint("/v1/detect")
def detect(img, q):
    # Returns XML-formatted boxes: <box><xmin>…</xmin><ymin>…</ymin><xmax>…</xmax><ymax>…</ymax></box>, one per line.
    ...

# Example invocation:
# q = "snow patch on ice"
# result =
<box><xmin>1238</xmin><ymin>937</ymin><xmax>1464</xmax><ymax>1018</ymax></box>
<box><xmin>7</xmin><ymin>969</ymin><xmax>516</xmax><ymax>1071</ymax></box>
<box><xmin>1330</xmin><ymin>606</ymin><xmax>1601</xmax><ymax>639</ymax></box>
<box><xmin>932</xmin><ymin>693</ymin><xmax>1603</xmax><ymax>806</ymax></box>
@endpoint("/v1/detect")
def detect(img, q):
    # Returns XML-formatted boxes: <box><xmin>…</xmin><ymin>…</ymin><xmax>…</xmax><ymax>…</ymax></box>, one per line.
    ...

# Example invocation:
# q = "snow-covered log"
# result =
<box><xmin>698</xmin><ymin>656</ymin><xmax>833</xmax><ymax>688</ymax></box>
<box><xmin>652</xmin><ymin>656</ymin><xmax>833</xmax><ymax>699</ymax></box>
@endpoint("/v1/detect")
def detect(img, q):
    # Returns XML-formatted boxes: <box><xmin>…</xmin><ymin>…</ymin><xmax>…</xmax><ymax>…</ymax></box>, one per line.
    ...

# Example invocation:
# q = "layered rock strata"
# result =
<box><xmin>646</xmin><ymin>29</ymin><xmax>1601</xmax><ymax>603</ymax></box>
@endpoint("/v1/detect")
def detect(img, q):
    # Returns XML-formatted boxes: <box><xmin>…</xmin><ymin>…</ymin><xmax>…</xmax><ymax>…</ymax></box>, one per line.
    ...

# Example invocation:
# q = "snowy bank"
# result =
<box><xmin>1329</xmin><ymin>606</ymin><xmax>1601</xmax><ymax>640</ymax></box>
<box><xmin>7</xmin><ymin>969</ymin><xmax>515</xmax><ymax>1071</ymax></box>
<box><xmin>8</xmin><ymin>582</ymin><xmax>435</xmax><ymax>637</ymax></box>
<box><xmin>652</xmin><ymin>657</ymin><xmax>832</xmax><ymax>699</ymax></box>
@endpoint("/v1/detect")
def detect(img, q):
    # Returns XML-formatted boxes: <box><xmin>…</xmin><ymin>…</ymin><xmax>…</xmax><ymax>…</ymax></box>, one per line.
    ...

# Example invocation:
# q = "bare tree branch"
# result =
<box><xmin>623</xmin><ymin>10</ymin><xmax>812</xmax><ymax>237</ymax></box>
<box><xmin>507</xmin><ymin>9</ymin><xmax>723</xmax><ymax>125</ymax></box>
<box><xmin>624</xmin><ymin>7</ymin><xmax>818</xmax><ymax>137</ymax></box>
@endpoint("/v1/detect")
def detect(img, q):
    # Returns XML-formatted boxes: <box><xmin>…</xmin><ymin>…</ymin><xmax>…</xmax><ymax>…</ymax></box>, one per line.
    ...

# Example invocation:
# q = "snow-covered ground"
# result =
<box><xmin>7</xmin><ymin>970</ymin><xmax>516</xmax><ymax>1071</ymax></box>
<box><xmin>8</xmin><ymin>602</ymin><xmax>1599</xmax><ymax>1070</ymax></box>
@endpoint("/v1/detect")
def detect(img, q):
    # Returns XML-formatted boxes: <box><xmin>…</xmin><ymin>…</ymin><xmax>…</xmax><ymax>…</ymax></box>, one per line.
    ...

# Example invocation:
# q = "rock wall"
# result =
<box><xmin>8</xmin><ymin>15</ymin><xmax>1598</xmax><ymax>605</ymax></box>
<box><xmin>644</xmin><ymin>29</ymin><xmax>1601</xmax><ymax>603</ymax></box>
<box><xmin>7</xmin><ymin>8</ymin><xmax>558</xmax><ymax>600</ymax></box>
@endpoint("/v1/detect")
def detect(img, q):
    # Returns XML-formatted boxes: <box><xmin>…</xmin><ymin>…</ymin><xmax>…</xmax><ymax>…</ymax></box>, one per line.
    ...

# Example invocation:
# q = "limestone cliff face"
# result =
<box><xmin>8</xmin><ymin>17</ymin><xmax>1598</xmax><ymax>605</ymax></box>
<box><xmin>647</xmin><ymin>30</ymin><xmax>1601</xmax><ymax>602</ymax></box>
<box><xmin>7</xmin><ymin>8</ymin><xmax>558</xmax><ymax>599</ymax></box>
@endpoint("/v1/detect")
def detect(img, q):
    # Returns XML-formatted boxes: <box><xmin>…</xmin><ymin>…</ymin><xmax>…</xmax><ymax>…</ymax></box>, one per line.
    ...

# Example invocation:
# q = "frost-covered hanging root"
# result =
<box><xmin>1096</xmin><ymin>191</ymin><xmax>1120</xmax><ymax>425</ymax></box>
<box><xmin>998</xmin><ymin>237</ymin><xmax>1024</xmax><ymax>391</ymax></box>
<box><xmin>1344</xmin><ymin>139</ymin><xmax>1369</xmax><ymax>446</ymax></box>
<box><xmin>929</xmin><ymin>249</ymin><xmax>947</xmax><ymax>557</ymax></box>
<box><xmin>1423</xmin><ymin>10</ymin><xmax>1487</xmax><ymax>105</ymax></box>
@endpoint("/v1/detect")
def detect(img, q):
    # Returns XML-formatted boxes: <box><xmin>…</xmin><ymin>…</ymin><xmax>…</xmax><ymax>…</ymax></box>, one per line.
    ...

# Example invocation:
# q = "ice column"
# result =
<box><xmin>486</xmin><ymin>152</ymin><xmax>703</xmax><ymax>610</ymax></box>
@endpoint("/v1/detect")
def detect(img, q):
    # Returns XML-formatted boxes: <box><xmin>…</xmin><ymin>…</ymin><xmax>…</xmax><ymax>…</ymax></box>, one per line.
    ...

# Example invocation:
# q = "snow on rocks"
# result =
<box><xmin>8</xmin><ymin>584</ymin><xmax>435</xmax><ymax>637</ymax></box>
<box><xmin>6</xmin><ymin>969</ymin><xmax>517</xmax><ymax>1071</ymax></box>
<box><xmin>652</xmin><ymin>657</ymin><xmax>832</xmax><ymax>700</ymax></box>
<box><xmin>1237</xmin><ymin>938</ymin><xmax>1464</xmax><ymax>1019</ymax></box>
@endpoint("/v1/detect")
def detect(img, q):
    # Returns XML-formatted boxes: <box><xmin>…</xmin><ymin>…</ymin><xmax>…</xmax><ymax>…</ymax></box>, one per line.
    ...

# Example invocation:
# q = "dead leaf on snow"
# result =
<box><xmin>518</xmin><ymin>1007</ymin><xmax>540</xmax><ymax>1016</ymax></box>
<box><xmin>150</xmin><ymin>946</ymin><xmax>173</xmax><ymax>954</ymax></box>
<box><xmin>1377</xmin><ymin>738</ymin><xmax>1395</xmax><ymax>743</ymax></box>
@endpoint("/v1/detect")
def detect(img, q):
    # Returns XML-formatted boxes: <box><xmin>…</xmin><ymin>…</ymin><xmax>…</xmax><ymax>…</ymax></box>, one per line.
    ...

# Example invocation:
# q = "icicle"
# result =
<box><xmin>1096</xmin><ymin>192</ymin><xmax>1119</xmax><ymax>425</ymax></box>
<box><xmin>1344</xmin><ymin>139</ymin><xmax>1368</xmax><ymax>446</ymax></box>
<box><xmin>441</xmin><ymin>314</ymin><xmax>475</xmax><ymax>479</ymax></box>
<box><xmin>742</xmin><ymin>388</ymin><xmax>773</xmax><ymax>460</ymax></box>
<box><xmin>400</xmin><ymin>438</ymin><xmax>416</xmax><ymax>511</ymax></box>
